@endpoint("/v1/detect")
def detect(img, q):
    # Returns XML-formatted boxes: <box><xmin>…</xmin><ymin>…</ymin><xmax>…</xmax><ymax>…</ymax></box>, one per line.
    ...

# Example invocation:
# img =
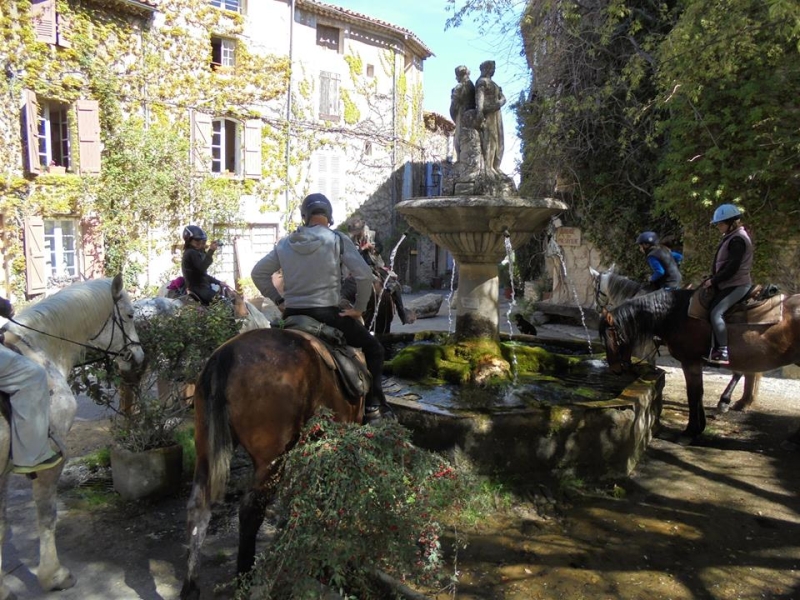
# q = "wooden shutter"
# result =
<box><xmin>329</xmin><ymin>153</ymin><xmax>341</xmax><ymax>202</ymax></box>
<box><xmin>243</xmin><ymin>119</ymin><xmax>262</xmax><ymax>179</ymax></box>
<box><xmin>191</xmin><ymin>110</ymin><xmax>212</xmax><ymax>173</ymax></box>
<box><xmin>76</xmin><ymin>99</ymin><xmax>101</xmax><ymax>174</ymax></box>
<box><xmin>31</xmin><ymin>0</ymin><xmax>57</xmax><ymax>45</ymax></box>
<box><xmin>56</xmin><ymin>11</ymin><xmax>71</xmax><ymax>48</ymax></box>
<box><xmin>23</xmin><ymin>90</ymin><xmax>41</xmax><ymax>175</ymax></box>
<box><xmin>24</xmin><ymin>217</ymin><xmax>47</xmax><ymax>296</ymax></box>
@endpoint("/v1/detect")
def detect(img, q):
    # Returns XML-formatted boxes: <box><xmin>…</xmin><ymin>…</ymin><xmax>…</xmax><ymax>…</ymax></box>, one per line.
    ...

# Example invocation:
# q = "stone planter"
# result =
<box><xmin>111</xmin><ymin>444</ymin><xmax>183</xmax><ymax>500</ymax></box>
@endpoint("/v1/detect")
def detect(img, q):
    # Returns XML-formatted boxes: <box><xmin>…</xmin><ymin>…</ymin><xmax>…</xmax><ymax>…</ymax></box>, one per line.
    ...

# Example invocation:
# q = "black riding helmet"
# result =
<box><xmin>300</xmin><ymin>193</ymin><xmax>334</xmax><ymax>226</ymax></box>
<box><xmin>636</xmin><ymin>231</ymin><xmax>659</xmax><ymax>246</ymax></box>
<box><xmin>183</xmin><ymin>225</ymin><xmax>207</xmax><ymax>243</ymax></box>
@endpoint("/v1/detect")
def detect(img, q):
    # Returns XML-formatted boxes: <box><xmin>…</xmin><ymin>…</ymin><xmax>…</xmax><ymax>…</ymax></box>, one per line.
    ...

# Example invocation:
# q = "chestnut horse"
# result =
<box><xmin>599</xmin><ymin>288</ymin><xmax>800</xmax><ymax>441</ymax></box>
<box><xmin>180</xmin><ymin>328</ymin><xmax>364</xmax><ymax>599</ymax></box>
<box><xmin>590</xmin><ymin>266</ymin><xmax>760</xmax><ymax>412</ymax></box>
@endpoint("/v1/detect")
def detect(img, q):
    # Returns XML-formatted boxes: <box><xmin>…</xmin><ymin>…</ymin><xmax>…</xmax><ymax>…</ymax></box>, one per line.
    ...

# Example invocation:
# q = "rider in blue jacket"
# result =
<box><xmin>637</xmin><ymin>231</ymin><xmax>682</xmax><ymax>292</ymax></box>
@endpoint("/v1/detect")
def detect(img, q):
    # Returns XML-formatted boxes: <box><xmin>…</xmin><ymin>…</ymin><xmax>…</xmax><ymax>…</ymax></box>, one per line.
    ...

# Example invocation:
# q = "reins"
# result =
<box><xmin>1</xmin><ymin>297</ymin><xmax>141</xmax><ymax>361</ymax></box>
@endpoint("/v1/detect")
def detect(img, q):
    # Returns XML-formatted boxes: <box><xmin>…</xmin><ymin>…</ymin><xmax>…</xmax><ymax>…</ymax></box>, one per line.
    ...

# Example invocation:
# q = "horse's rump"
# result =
<box><xmin>688</xmin><ymin>286</ymin><xmax>785</xmax><ymax>324</ymax></box>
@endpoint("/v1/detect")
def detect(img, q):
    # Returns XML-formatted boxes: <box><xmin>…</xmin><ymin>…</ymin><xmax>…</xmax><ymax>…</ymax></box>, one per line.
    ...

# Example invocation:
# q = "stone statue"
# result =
<box><xmin>443</xmin><ymin>60</ymin><xmax>517</xmax><ymax>196</ymax></box>
<box><xmin>449</xmin><ymin>65</ymin><xmax>475</xmax><ymax>162</ymax></box>
<box><xmin>474</xmin><ymin>60</ymin><xmax>506</xmax><ymax>176</ymax></box>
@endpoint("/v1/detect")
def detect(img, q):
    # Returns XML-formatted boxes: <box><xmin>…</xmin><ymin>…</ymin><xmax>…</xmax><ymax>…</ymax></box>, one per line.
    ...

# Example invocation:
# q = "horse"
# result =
<box><xmin>0</xmin><ymin>275</ymin><xmax>144</xmax><ymax>598</ymax></box>
<box><xmin>180</xmin><ymin>327</ymin><xmax>364</xmax><ymax>599</ymax></box>
<box><xmin>342</xmin><ymin>270</ymin><xmax>409</xmax><ymax>336</ymax></box>
<box><xmin>155</xmin><ymin>283</ymin><xmax>272</xmax><ymax>332</ymax></box>
<box><xmin>590</xmin><ymin>265</ymin><xmax>759</xmax><ymax>413</ymax></box>
<box><xmin>598</xmin><ymin>288</ymin><xmax>800</xmax><ymax>442</ymax></box>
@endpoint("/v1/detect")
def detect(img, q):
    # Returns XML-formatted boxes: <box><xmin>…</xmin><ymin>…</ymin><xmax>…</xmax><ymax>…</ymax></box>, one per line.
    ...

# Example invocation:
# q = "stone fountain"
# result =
<box><xmin>389</xmin><ymin>61</ymin><xmax>663</xmax><ymax>481</ymax></box>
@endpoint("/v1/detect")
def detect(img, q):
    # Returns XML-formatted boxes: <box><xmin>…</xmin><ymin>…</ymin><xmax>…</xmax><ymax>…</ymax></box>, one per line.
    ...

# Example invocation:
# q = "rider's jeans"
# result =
<box><xmin>709</xmin><ymin>285</ymin><xmax>751</xmax><ymax>347</ymax></box>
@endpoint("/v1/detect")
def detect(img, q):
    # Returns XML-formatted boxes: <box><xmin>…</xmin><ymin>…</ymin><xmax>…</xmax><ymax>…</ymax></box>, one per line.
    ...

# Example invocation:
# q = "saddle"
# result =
<box><xmin>277</xmin><ymin>315</ymin><xmax>371</xmax><ymax>404</ymax></box>
<box><xmin>688</xmin><ymin>284</ymin><xmax>784</xmax><ymax>325</ymax></box>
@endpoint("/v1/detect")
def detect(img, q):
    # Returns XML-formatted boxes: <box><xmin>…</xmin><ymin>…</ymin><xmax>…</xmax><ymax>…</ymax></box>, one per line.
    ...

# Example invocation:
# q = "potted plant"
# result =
<box><xmin>72</xmin><ymin>302</ymin><xmax>241</xmax><ymax>500</ymax></box>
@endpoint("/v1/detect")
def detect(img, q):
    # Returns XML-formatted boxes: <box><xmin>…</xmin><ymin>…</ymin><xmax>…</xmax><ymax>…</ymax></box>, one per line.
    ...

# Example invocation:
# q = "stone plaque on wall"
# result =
<box><xmin>555</xmin><ymin>227</ymin><xmax>581</xmax><ymax>247</ymax></box>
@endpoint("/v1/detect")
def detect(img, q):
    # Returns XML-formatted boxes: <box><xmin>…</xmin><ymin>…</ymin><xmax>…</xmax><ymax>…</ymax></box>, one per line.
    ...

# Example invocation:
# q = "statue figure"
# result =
<box><xmin>474</xmin><ymin>60</ymin><xmax>506</xmax><ymax>176</ymax></box>
<box><xmin>449</xmin><ymin>65</ymin><xmax>475</xmax><ymax>162</ymax></box>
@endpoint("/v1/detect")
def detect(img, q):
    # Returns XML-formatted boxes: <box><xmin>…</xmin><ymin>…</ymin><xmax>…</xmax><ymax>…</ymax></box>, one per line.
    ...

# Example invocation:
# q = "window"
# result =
<box><xmin>319</xmin><ymin>71</ymin><xmax>341</xmax><ymax>121</ymax></box>
<box><xmin>211</xmin><ymin>37</ymin><xmax>236</xmax><ymax>70</ymax></box>
<box><xmin>37</xmin><ymin>100</ymin><xmax>71</xmax><ymax>170</ymax></box>
<box><xmin>44</xmin><ymin>219</ymin><xmax>79</xmax><ymax>284</ymax></box>
<box><xmin>23</xmin><ymin>91</ymin><xmax>100</xmax><ymax>175</ymax></box>
<box><xmin>209</xmin><ymin>0</ymin><xmax>241</xmax><ymax>13</ymax></box>
<box><xmin>30</xmin><ymin>0</ymin><xmax>70</xmax><ymax>46</ymax></box>
<box><xmin>316</xmin><ymin>24</ymin><xmax>340</xmax><ymax>52</ymax></box>
<box><xmin>366</xmin><ymin>64</ymin><xmax>374</xmax><ymax>78</ymax></box>
<box><xmin>364</xmin><ymin>141</ymin><xmax>372</xmax><ymax>156</ymax></box>
<box><xmin>192</xmin><ymin>112</ymin><xmax>261</xmax><ymax>178</ymax></box>
<box><xmin>209</xmin><ymin>224</ymin><xmax>278</xmax><ymax>284</ymax></box>
<box><xmin>211</xmin><ymin>118</ymin><xmax>241</xmax><ymax>175</ymax></box>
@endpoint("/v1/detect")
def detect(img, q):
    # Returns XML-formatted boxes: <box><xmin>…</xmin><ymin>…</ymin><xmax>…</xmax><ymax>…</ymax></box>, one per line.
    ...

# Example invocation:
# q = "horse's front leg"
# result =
<box><xmin>732</xmin><ymin>373</ymin><xmax>761</xmax><ymax>412</ymax></box>
<box><xmin>30</xmin><ymin>465</ymin><xmax>74</xmax><ymax>592</ymax></box>
<box><xmin>681</xmin><ymin>362</ymin><xmax>706</xmax><ymax>440</ymax></box>
<box><xmin>0</xmin><ymin>470</ymin><xmax>12</xmax><ymax>600</ymax></box>
<box><xmin>717</xmin><ymin>372</ymin><xmax>743</xmax><ymax>413</ymax></box>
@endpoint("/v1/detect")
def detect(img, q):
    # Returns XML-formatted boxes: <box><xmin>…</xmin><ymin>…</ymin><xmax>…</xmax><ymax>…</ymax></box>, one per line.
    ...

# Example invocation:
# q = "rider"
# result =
<box><xmin>636</xmin><ymin>231</ymin><xmax>682</xmax><ymax>291</ymax></box>
<box><xmin>181</xmin><ymin>225</ymin><xmax>224</xmax><ymax>306</ymax></box>
<box><xmin>346</xmin><ymin>216</ymin><xmax>413</xmax><ymax>326</ymax></box>
<box><xmin>0</xmin><ymin>296</ymin><xmax>63</xmax><ymax>474</ymax></box>
<box><xmin>251</xmin><ymin>193</ymin><xmax>395</xmax><ymax>424</ymax></box>
<box><xmin>702</xmin><ymin>204</ymin><xmax>753</xmax><ymax>366</ymax></box>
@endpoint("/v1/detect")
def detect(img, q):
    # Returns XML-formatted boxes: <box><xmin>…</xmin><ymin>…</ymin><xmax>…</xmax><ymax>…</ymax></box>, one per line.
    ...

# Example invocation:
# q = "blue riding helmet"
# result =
<box><xmin>711</xmin><ymin>204</ymin><xmax>742</xmax><ymax>224</ymax></box>
<box><xmin>182</xmin><ymin>225</ymin><xmax>207</xmax><ymax>242</ymax></box>
<box><xmin>300</xmin><ymin>193</ymin><xmax>334</xmax><ymax>225</ymax></box>
<box><xmin>636</xmin><ymin>231</ymin><xmax>659</xmax><ymax>246</ymax></box>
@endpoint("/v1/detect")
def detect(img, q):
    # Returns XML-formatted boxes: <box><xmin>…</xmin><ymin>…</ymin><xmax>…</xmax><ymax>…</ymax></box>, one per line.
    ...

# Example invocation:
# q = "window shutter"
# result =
<box><xmin>24</xmin><ymin>217</ymin><xmax>47</xmax><ymax>296</ymax></box>
<box><xmin>56</xmin><ymin>11</ymin><xmax>71</xmax><ymax>48</ymax></box>
<box><xmin>243</xmin><ymin>119</ymin><xmax>262</xmax><ymax>179</ymax></box>
<box><xmin>329</xmin><ymin>153</ymin><xmax>341</xmax><ymax>203</ymax></box>
<box><xmin>31</xmin><ymin>0</ymin><xmax>57</xmax><ymax>45</ymax></box>
<box><xmin>76</xmin><ymin>99</ymin><xmax>101</xmax><ymax>174</ymax></box>
<box><xmin>23</xmin><ymin>90</ymin><xmax>41</xmax><ymax>175</ymax></box>
<box><xmin>191</xmin><ymin>110</ymin><xmax>213</xmax><ymax>173</ymax></box>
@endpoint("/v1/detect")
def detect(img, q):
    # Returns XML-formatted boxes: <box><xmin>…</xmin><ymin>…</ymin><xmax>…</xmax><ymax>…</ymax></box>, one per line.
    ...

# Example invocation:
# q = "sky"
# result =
<box><xmin>329</xmin><ymin>0</ymin><xmax>529</xmax><ymax>176</ymax></box>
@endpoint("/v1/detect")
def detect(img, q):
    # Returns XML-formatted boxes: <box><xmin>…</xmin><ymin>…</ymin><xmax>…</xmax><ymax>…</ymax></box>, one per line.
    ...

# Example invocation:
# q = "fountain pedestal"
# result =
<box><xmin>397</xmin><ymin>196</ymin><xmax>568</xmax><ymax>340</ymax></box>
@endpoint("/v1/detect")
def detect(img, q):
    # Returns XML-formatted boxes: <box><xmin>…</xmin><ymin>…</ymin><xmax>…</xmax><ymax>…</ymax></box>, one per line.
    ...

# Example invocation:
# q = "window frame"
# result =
<box><xmin>211</xmin><ymin>117</ymin><xmax>242</xmax><ymax>176</ymax></box>
<box><xmin>211</xmin><ymin>36</ymin><xmax>236</xmax><ymax>70</ymax></box>
<box><xmin>37</xmin><ymin>100</ymin><xmax>71</xmax><ymax>171</ymax></box>
<box><xmin>318</xmin><ymin>71</ymin><xmax>341</xmax><ymax>122</ymax></box>
<box><xmin>43</xmin><ymin>218</ymin><xmax>80</xmax><ymax>286</ymax></box>
<box><xmin>315</xmin><ymin>24</ymin><xmax>340</xmax><ymax>52</ymax></box>
<box><xmin>209</xmin><ymin>0</ymin><xmax>242</xmax><ymax>14</ymax></box>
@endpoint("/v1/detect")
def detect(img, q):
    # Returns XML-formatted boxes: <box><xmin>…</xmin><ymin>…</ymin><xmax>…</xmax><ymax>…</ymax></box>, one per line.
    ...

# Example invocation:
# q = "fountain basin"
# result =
<box><xmin>384</xmin><ymin>335</ymin><xmax>664</xmax><ymax>481</ymax></box>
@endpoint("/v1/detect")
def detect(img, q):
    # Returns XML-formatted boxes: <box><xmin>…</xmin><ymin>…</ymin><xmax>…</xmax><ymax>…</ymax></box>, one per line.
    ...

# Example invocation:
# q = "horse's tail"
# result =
<box><xmin>193</xmin><ymin>344</ymin><xmax>235</xmax><ymax>504</ymax></box>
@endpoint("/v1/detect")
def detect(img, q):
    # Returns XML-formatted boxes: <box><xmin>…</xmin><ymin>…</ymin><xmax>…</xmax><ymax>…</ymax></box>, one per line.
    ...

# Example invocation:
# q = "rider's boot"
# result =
<box><xmin>706</xmin><ymin>346</ymin><xmax>730</xmax><ymax>366</ymax></box>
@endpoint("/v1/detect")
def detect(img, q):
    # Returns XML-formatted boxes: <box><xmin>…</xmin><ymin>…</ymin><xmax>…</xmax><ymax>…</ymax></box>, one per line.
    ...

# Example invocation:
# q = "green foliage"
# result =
<box><xmin>71</xmin><ymin>302</ymin><xmax>242</xmax><ymax>452</ymax></box>
<box><xmin>237</xmin><ymin>410</ymin><xmax>460</xmax><ymax>599</ymax></box>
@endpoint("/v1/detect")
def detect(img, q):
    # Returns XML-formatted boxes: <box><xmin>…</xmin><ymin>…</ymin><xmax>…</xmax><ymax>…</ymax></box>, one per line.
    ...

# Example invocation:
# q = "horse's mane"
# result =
<box><xmin>9</xmin><ymin>278</ymin><xmax>118</xmax><ymax>368</ymax></box>
<box><xmin>605</xmin><ymin>272</ymin><xmax>643</xmax><ymax>305</ymax></box>
<box><xmin>606</xmin><ymin>289</ymin><xmax>694</xmax><ymax>353</ymax></box>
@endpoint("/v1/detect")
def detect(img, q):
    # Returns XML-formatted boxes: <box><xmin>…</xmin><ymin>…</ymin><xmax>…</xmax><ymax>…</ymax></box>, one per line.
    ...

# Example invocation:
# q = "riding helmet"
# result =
<box><xmin>182</xmin><ymin>225</ymin><xmax>207</xmax><ymax>242</ymax></box>
<box><xmin>300</xmin><ymin>193</ymin><xmax>333</xmax><ymax>225</ymax></box>
<box><xmin>636</xmin><ymin>231</ymin><xmax>659</xmax><ymax>246</ymax></box>
<box><xmin>710</xmin><ymin>204</ymin><xmax>742</xmax><ymax>224</ymax></box>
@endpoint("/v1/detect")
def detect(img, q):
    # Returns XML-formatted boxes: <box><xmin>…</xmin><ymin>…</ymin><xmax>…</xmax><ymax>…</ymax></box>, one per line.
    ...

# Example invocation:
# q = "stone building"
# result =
<box><xmin>0</xmin><ymin>0</ymin><xmax>448</xmax><ymax>299</ymax></box>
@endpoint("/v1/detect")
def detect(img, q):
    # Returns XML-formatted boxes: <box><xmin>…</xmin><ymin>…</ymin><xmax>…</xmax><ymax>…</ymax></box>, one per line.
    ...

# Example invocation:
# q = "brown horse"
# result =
<box><xmin>589</xmin><ymin>265</ymin><xmax>761</xmax><ymax>412</ymax></box>
<box><xmin>599</xmin><ymin>288</ymin><xmax>800</xmax><ymax>441</ymax></box>
<box><xmin>180</xmin><ymin>328</ymin><xmax>364</xmax><ymax>600</ymax></box>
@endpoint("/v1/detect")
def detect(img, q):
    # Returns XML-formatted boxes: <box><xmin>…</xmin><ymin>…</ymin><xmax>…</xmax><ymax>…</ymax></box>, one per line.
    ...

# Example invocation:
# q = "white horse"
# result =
<box><xmin>0</xmin><ymin>274</ymin><xmax>144</xmax><ymax>598</ymax></box>
<box><xmin>589</xmin><ymin>265</ymin><xmax>760</xmax><ymax>413</ymax></box>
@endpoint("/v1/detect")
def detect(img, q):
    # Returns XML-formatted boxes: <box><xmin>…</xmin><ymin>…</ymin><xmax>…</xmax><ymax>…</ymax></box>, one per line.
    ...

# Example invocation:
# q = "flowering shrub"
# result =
<box><xmin>237</xmin><ymin>410</ymin><xmax>460</xmax><ymax>599</ymax></box>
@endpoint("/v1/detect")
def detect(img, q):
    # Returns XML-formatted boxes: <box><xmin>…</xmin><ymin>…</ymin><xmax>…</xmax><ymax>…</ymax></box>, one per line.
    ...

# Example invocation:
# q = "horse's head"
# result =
<box><xmin>590</xmin><ymin>265</ymin><xmax>614</xmax><ymax>309</ymax></box>
<box><xmin>101</xmin><ymin>274</ymin><xmax>146</xmax><ymax>376</ymax></box>
<box><xmin>599</xmin><ymin>307</ymin><xmax>632</xmax><ymax>374</ymax></box>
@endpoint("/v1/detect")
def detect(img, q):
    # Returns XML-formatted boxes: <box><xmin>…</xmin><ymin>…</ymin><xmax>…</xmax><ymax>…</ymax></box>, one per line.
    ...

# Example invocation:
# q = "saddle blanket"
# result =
<box><xmin>688</xmin><ymin>287</ymin><xmax>784</xmax><ymax>325</ymax></box>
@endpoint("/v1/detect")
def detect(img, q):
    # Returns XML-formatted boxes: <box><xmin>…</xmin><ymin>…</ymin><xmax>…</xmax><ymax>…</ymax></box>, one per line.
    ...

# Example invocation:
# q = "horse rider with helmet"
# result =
<box><xmin>251</xmin><ymin>193</ymin><xmax>396</xmax><ymax>424</ymax></box>
<box><xmin>181</xmin><ymin>225</ymin><xmax>224</xmax><ymax>306</ymax></box>
<box><xmin>346</xmin><ymin>216</ymin><xmax>413</xmax><ymax>326</ymax></box>
<box><xmin>636</xmin><ymin>231</ymin><xmax>682</xmax><ymax>292</ymax></box>
<box><xmin>0</xmin><ymin>296</ymin><xmax>63</xmax><ymax>474</ymax></box>
<box><xmin>702</xmin><ymin>203</ymin><xmax>753</xmax><ymax>366</ymax></box>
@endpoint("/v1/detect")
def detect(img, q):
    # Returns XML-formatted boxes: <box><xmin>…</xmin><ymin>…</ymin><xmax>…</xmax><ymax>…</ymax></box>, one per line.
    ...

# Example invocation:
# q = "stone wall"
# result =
<box><xmin>547</xmin><ymin>226</ymin><xmax>604</xmax><ymax>307</ymax></box>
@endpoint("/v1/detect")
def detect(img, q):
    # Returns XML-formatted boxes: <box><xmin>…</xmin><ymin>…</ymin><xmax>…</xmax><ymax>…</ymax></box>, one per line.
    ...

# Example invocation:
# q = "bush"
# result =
<box><xmin>237</xmin><ymin>410</ymin><xmax>461</xmax><ymax>599</ymax></box>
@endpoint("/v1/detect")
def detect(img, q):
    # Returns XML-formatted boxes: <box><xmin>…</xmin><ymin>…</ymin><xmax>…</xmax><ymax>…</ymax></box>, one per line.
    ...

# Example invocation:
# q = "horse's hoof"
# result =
<box><xmin>731</xmin><ymin>400</ymin><xmax>749</xmax><ymax>412</ymax></box>
<box><xmin>676</xmin><ymin>431</ymin><xmax>700</xmax><ymax>446</ymax></box>
<box><xmin>716</xmin><ymin>401</ymin><xmax>731</xmax><ymax>414</ymax></box>
<box><xmin>39</xmin><ymin>566</ymin><xmax>75</xmax><ymax>591</ymax></box>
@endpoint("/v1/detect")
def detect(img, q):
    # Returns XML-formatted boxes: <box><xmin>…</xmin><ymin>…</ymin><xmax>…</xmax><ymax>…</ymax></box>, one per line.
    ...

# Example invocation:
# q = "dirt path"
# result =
<box><xmin>4</xmin><ymin>367</ymin><xmax>800</xmax><ymax>599</ymax></box>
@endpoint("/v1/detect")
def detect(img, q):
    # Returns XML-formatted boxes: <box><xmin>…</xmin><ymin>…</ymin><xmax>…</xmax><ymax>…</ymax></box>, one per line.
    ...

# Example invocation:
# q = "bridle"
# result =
<box><xmin>594</xmin><ymin>274</ymin><xmax>610</xmax><ymax>309</ymax></box>
<box><xmin>3</xmin><ymin>295</ymin><xmax>141</xmax><ymax>364</ymax></box>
